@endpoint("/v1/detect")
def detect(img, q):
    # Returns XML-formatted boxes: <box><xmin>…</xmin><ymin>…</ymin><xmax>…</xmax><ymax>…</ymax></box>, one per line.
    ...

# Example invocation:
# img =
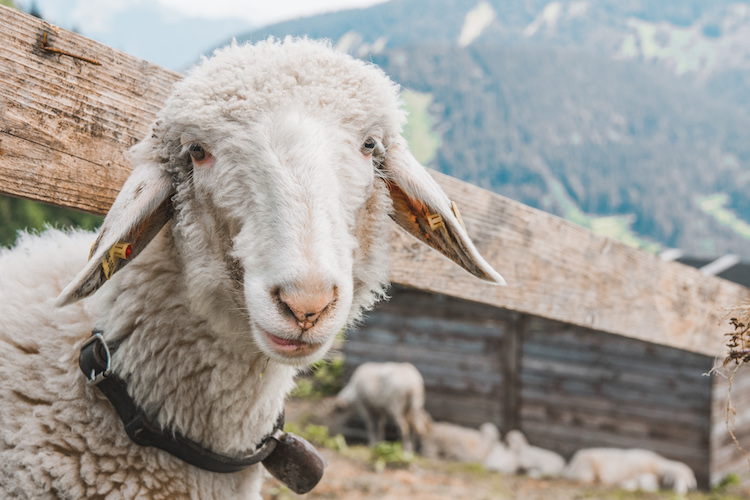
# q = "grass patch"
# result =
<box><xmin>401</xmin><ymin>90</ymin><xmax>442</xmax><ymax>166</ymax></box>
<box><xmin>711</xmin><ymin>473</ymin><xmax>740</xmax><ymax>495</ymax></box>
<box><xmin>291</xmin><ymin>356</ymin><xmax>346</xmax><ymax>398</ymax></box>
<box><xmin>697</xmin><ymin>193</ymin><xmax>750</xmax><ymax>240</ymax></box>
<box><xmin>283</xmin><ymin>422</ymin><xmax>347</xmax><ymax>453</ymax></box>
<box><xmin>548</xmin><ymin>179</ymin><xmax>661</xmax><ymax>252</ymax></box>
<box><xmin>370</xmin><ymin>441</ymin><xmax>414</xmax><ymax>472</ymax></box>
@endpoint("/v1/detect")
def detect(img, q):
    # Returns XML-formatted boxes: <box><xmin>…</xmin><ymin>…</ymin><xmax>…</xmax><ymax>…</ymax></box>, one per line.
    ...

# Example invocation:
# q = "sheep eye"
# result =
<box><xmin>188</xmin><ymin>143</ymin><xmax>206</xmax><ymax>161</ymax></box>
<box><xmin>362</xmin><ymin>137</ymin><xmax>377</xmax><ymax>155</ymax></box>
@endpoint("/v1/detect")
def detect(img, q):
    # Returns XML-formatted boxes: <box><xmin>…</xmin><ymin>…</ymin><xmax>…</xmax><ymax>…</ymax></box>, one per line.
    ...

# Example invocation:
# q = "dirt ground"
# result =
<box><xmin>260</xmin><ymin>397</ymin><xmax>750</xmax><ymax>500</ymax></box>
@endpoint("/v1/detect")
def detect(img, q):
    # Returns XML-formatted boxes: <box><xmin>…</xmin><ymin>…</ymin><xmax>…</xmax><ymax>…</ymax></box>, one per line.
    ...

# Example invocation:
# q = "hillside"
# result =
<box><xmin>372</xmin><ymin>45</ymin><xmax>750</xmax><ymax>256</ymax></box>
<box><xmin>234</xmin><ymin>0</ymin><xmax>750</xmax><ymax>100</ymax></box>
<box><xmin>224</xmin><ymin>0</ymin><xmax>750</xmax><ymax>258</ymax></box>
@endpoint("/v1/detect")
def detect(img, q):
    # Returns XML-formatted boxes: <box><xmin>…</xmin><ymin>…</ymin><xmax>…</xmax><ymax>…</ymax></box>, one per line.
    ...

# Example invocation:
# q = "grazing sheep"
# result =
<box><xmin>563</xmin><ymin>448</ymin><xmax>697</xmax><ymax>494</ymax></box>
<box><xmin>420</xmin><ymin>419</ymin><xmax>501</xmax><ymax>463</ymax></box>
<box><xmin>505</xmin><ymin>430</ymin><xmax>565</xmax><ymax>478</ymax></box>
<box><xmin>0</xmin><ymin>38</ymin><xmax>503</xmax><ymax>500</ymax></box>
<box><xmin>335</xmin><ymin>362</ymin><xmax>429</xmax><ymax>453</ymax></box>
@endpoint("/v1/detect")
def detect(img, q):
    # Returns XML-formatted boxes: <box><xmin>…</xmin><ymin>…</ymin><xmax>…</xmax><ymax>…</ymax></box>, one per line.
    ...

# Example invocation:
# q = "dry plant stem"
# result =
<box><xmin>725</xmin><ymin>359</ymin><xmax>750</xmax><ymax>469</ymax></box>
<box><xmin>721</xmin><ymin>306</ymin><xmax>750</xmax><ymax>366</ymax></box>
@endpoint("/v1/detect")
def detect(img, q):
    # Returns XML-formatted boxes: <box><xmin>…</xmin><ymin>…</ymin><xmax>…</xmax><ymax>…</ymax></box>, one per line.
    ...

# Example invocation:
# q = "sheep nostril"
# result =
<box><xmin>276</xmin><ymin>287</ymin><xmax>335</xmax><ymax>330</ymax></box>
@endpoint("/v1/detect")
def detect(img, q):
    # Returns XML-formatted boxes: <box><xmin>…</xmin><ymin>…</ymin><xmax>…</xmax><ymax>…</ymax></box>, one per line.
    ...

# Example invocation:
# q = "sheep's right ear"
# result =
<box><xmin>56</xmin><ymin>163</ymin><xmax>174</xmax><ymax>307</ymax></box>
<box><xmin>381</xmin><ymin>137</ymin><xmax>505</xmax><ymax>285</ymax></box>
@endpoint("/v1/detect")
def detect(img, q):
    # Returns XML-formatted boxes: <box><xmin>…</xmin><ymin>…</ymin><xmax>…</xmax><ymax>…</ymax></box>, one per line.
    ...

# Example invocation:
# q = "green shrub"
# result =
<box><xmin>370</xmin><ymin>441</ymin><xmax>414</xmax><ymax>472</ymax></box>
<box><xmin>711</xmin><ymin>473</ymin><xmax>740</xmax><ymax>495</ymax></box>
<box><xmin>0</xmin><ymin>195</ymin><xmax>102</xmax><ymax>247</ymax></box>
<box><xmin>290</xmin><ymin>356</ymin><xmax>346</xmax><ymax>398</ymax></box>
<box><xmin>283</xmin><ymin>422</ymin><xmax>347</xmax><ymax>453</ymax></box>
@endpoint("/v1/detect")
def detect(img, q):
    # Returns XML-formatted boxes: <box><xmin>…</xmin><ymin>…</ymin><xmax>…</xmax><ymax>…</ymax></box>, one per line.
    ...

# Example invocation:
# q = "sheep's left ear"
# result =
<box><xmin>381</xmin><ymin>137</ymin><xmax>505</xmax><ymax>285</ymax></box>
<box><xmin>56</xmin><ymin>162</ymin><xmax>174</xmax><ymax>306</ymax></box>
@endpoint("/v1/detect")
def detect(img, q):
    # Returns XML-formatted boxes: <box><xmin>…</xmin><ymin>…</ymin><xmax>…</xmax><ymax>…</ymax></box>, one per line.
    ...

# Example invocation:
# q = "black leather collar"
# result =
<box><xmin>79</xmin><ymin>330</ymin><xmax>327</xmax><ymax>493</ymax></box>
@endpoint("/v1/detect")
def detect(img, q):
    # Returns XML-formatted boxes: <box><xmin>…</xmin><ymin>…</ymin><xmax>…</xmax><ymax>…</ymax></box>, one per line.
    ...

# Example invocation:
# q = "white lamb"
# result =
<box><xmin>0</xmin><ymin>38</ymin><xmax>504</xmax><ymax>499</ymax></box>
<box><xmin>483</xmin><ymin>441</ymin><xmax>518</xmax><ymax>474</ymax></box>
<box><xmin>334</xmin><ymin>362</ymin><xmax>430</xmax><ymax>453</ymax></box>
<box><xmin>505</xmin><ymin>430</ymin><xmax>566</xmax><ymax>478</ymax></box>
<box><xmin>563</xmin><ymin>448</ymin><xmax>697</xmax><ymax>494</ymax></box>
<box><xmin>420</xmin><ymin>419</ymin><xmax>501</xmax><ymax>463</ymax></box>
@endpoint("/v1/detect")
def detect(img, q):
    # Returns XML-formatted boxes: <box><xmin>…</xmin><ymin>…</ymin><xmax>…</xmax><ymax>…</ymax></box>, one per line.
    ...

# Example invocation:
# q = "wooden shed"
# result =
<box><xmin>1</xmin><ymin>5</ymin><xmax>749</xmax><ymax>490</ymax></box>
<box><xmin>345</xmin><ymin>284</ymin><xmax>750</xmax><ymax>488</ymax></box>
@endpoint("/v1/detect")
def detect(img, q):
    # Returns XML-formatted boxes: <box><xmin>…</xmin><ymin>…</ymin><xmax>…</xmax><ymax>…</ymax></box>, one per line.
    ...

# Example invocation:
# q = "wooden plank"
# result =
<box><xmin>387</xmin><ymin>172</ymin><xmax>750</xmax><ymax>357</ymax></box>
<box><xmin>520</xmin><ymin>395</ymin><xmax>708</xmax><ymax>429</ymax></box>
<box><xmin>0</xmin><ymin>5</ymin><xmax>180</xmax><ymax>213</ymax></box>
<box><xmin>423</xmin><ymin>392</ymin><xmax>503</xmax><ymax>428</ymax></box>
<box><xmin>521</xmin><ymin>379</ymin><xmax>707</xmax><ymax>412</ymax></box>
<box><xmin>523</xmin><ymin>340</ymin><xmax>712</xmax><ymax>375</ymax></box>
<box><xmin>378</xmin><ymin>284</ymin><xmax>516</xmax><ymax>323</ymax></box>
<box><xmin>356</xmin><ymin>312</ymin><xmax>510</xmax><ymax>341</ymax></box>
<box><xmin>523</xmin><ymin>317</ymin><xmax>716</xmax><ymax>370</ymax></box>
<box><xmin>1</xmin><ymin>6</ymin><xmax>747</xmax><ymax>355</ymax></box>
<box><xmin>345</xmin><ymin>347</ymin><xmax>502</xmax><ymax>390</ymax></box>
<box><xmin>520</xmin><ymin>356</ymin><xmax>712</xmax><ymax>397</ymax></box>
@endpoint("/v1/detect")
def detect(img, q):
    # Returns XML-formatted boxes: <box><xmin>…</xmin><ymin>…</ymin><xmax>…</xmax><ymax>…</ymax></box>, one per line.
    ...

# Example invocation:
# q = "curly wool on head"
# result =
<box><xmin>0</xmin><ymin>37</ymin><xmax>503</xmax><ymax>500</ymax></box>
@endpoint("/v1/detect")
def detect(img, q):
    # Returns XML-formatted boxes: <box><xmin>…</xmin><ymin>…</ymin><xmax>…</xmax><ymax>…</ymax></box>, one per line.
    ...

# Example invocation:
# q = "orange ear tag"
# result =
<box><xmin>101</xmin><ymin>242</ymin><xmax>132</xmax><ymax>280</ymax></box>
<box><xmin>427</xmin><ymin>213</ymin><xmax>445</xmax><ymax>231</ymax></box>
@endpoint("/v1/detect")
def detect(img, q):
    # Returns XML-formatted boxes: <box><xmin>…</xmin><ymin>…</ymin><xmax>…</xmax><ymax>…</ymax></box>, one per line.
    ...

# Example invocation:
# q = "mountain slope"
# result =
<box><xmin>223</xmin><ymin>0</ymin><xmax>750</xmax><ymax>258</ymax></box>
<box><xmin>372</xmin><ymin>44</ymin><xmax>750</xmax><ymax>256</ymax></box>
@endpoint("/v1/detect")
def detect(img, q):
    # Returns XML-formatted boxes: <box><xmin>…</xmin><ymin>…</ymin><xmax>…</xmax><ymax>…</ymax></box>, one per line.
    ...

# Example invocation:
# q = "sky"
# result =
<box><xmin>14</xmin><ymin>0</ymin><xmax>390</xmax><ymax>70</ymax></box>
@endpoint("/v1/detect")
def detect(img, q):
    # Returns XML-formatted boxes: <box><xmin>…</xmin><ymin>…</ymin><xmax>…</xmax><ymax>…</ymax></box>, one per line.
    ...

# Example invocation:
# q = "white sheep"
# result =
<box><xmin>420</xmin><ymin>419</ymin><xmax>501</xmax><ymax>463</ymax></box>
<box><xmin>334</xmin><ymin>362</ymin><xmax>430</xmax><ymax>453</ymax></box>
<box><xmin>0</xmin><ymin>38</ymin><xmax>504</xmax><ymax>500</ymax></box>
<box><xmin>619</xmin><ymin>473</ymin><xmax>660</xmax><ymax>493</ymax></box>
<box><xmin>563</xmin><ymin>447</ymin><xmax>697</xmax><ymax>494</ymax></box>
<box><xmin>483</xmin><ymin>441</ymin><xmax>518</xmax><ymax>474</ymax></box>
<box><xmin>505</xmin><ymin>430</ymin><xmax>566</xmax><ymax>478</ymax></box>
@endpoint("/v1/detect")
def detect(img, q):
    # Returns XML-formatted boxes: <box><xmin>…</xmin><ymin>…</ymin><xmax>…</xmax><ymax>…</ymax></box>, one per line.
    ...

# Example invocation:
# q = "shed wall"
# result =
<box><xmin>345</xmin><ymin>285</ymin><xmax>722</xmax><ymax>488</ymax></box>
<box><xmin>521</xmin><ymin>316</ymin><xmax>712</xmax><ymax>487</ymax></box>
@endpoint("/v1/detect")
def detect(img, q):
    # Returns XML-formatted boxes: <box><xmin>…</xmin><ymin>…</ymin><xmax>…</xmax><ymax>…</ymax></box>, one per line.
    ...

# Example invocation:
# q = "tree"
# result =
<box><xmin>0</xmin><ymin>195</ymin><xmax>103</xmax><ymax>247</ymax></box>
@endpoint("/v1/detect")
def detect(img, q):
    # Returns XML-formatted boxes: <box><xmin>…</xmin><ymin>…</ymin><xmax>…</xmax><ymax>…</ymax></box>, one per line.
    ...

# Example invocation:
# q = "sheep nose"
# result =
<box><xmin>277</xmin><ymin>287</ymin><xmax>335</xmax><ymax>330</ymax></box>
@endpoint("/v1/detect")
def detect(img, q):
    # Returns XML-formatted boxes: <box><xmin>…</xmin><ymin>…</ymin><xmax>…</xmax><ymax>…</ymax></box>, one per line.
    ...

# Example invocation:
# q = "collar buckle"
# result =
<box><xmin>80</xmin><ymin>332</ymin><xmax>111</xmax><ymax>385</ymax></box>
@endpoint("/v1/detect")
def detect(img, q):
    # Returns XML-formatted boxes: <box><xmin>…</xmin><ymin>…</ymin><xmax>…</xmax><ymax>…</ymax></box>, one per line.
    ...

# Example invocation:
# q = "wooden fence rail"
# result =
<box><xmin>1</xmin><ymin>5</ymin><xmax>748</xmax><ymax>356</ymax></box>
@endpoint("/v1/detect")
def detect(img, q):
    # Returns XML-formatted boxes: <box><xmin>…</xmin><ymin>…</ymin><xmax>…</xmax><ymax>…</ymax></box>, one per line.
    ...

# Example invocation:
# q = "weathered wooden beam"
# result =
<box><xmin>1</xmin><ymin>6</ymin><xmax>747</xmax><ymax>356</ymax></box>
<box><xmin>0</xmin><ymin>5</ymin><xmax>180</xmax><ymax>213</ymax></box>
<box><xmin>388</xmin><ymin>174</ymin><xmax>750</xmax><ymax>357</ymax></box>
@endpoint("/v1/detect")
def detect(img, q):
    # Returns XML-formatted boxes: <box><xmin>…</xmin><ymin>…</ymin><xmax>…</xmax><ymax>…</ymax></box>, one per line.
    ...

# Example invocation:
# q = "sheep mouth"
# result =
<box><xmin>263</xmin><ymin>331</ymin><xmax>322</xmax><ymax>358</ymax></box>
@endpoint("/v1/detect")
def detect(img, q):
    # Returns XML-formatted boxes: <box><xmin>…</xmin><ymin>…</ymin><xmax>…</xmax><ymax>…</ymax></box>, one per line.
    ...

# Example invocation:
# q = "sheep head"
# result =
<box><xmin>57</xmin><ymin>38</ymin><xmax>504</xmax><ymax>366</ymax></box>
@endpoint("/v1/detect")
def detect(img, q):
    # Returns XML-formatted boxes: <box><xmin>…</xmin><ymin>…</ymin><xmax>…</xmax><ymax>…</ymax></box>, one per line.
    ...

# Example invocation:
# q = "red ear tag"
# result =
<box><xmin>102</xmin><ymin>242</ymin><xmax>133</xmax><ymax>280</ymax></box>
<box><xmin>112</xmin><ymin>242</ymin><xmax>132</xmax><ymax>260</ymax></box>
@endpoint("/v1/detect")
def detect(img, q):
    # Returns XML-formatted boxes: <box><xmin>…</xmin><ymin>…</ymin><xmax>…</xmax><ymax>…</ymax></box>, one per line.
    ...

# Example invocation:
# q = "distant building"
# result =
<box><xmin>344</xmin><ymin>280</ymin><xmax>750</xmax><ymax>489</ymax></box>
